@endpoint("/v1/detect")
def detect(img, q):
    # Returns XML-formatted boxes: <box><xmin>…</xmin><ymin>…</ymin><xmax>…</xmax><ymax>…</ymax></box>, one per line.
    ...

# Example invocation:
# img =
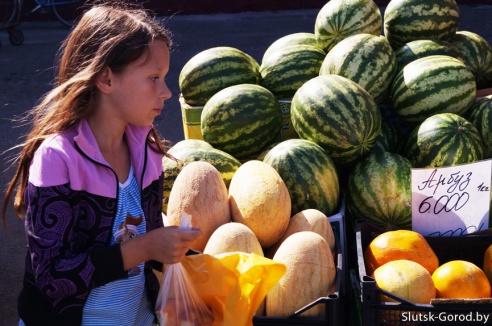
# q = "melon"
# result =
<box><xmin>203</xmin><ymin>222</ymin><xmax>264</xmax><ymax>257</ymax></box>
<box><xmin>267</xmin><ymin>209</ymin><xmax>336</xmax><ymax>259</ymax></box>
<box><xmin>166</xmin><ymin>161</ymin><xmax>231</xmax><ymax>251</ymax></box>
<box><xmin>228</xmin><ymin>160</ymin><xmax>291</xmax><ymax>248</ymax></box>
<box><xmin>267</xmin><ymin>231</ymin><xmax>336</xmax><ymax>317</ymax></box>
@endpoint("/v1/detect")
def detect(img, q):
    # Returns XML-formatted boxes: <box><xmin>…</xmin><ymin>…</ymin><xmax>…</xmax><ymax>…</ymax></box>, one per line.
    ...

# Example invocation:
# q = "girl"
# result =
<box><xmin>1</xmin><ymin>3</ymin><xmax>201</xmax><ymax>325</ymax></box>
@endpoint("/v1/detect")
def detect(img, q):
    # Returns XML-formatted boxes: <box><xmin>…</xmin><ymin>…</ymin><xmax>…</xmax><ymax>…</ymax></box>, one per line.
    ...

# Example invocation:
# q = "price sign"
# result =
<box><xmin>411</xmin><ymin>160</ymin><xmax>491</xmax><ymax>236</ymax></box>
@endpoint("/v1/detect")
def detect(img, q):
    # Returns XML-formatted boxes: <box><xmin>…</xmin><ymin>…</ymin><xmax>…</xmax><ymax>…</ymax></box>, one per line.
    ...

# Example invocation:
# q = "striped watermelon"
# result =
<box><xmin>259</xmin><ymin>45</ymin><xmax>326</xmax><ymax>100</ymax></box>
<box><xmin>383</xmin><ymin>0</ymin><xmax>460</xmax><ymax>49</ymax></box>
<box><xmin>262</xmin><ymin>32</ymin><xmax>324</xmax><ymax>63</ymax></box>
<box><xmin>263</xmin><ymin>139</ymin><xmax>340</xmax><ymax>217</ymax></box>
<box><xmin>347</xmin><ymin>151</ymin><xmax>413</xmax><ymax>231</ymax></box>
<box><xmin>390</xmin><ymin>55</ymin><xmax>476</xmax><ymax>124</ymax></box>
<box><xmin>372</xmin><ymin>119</ymin><xmax>401</xmax><ymax>154</ymax></box>
<box><xmin>315</xmin><ymin>0</ymin><xmax>382</xmax><ymax>52</ymax></box>
<box><xmin>319</xmin><ymin>33</ymin><xmax>397</xmax><ymax>103</ymax></box>
<box><xmin>449</xmin><ymin>31</ymin><xmax>492</xmax><ymax>90</ymax></box>
<box><xmin>162</xmin><ymin>140</ymin><xmax>242</xmax><ymax>214</ymax></box>
<box><xmin>402</xmin><ymin>113</ymin><xmax>484</xmax><ymax>168</ymax></box>
<box><xmin>179</xmin><ymin>46</ymin><xmax>260</xmax><ymax>106</ymax></box>
<box><xmin>201</xmin><ymin>84</ymin><xmax>282</xmax><ymax>159</ymax></box>
<box><xmin>291</xmin><ymin>75</ymin><xmax>381</xmax><ymax>165</ymax></box>
<box><xmin>394</xmin><ymin>39</ymin><xmax>465</xmax><ymax>75</ymax></box>
<box><xmin>465</xmin><ymin>96</ymin><xmax>492</xmax><ymax>159</ymax></box>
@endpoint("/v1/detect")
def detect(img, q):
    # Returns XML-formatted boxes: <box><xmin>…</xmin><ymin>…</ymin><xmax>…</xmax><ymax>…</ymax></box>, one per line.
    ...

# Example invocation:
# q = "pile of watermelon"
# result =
<box><xmin>172</xmin><ymin>0</ymin><xmax>492</xmax><ymax>234</ymax></box>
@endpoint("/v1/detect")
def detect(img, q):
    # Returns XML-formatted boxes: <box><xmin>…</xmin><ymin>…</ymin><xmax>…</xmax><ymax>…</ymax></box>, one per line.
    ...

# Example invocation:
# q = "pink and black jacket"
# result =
<box><xmin>18</xmin><ymin>120</ymin><xmax>164</xmax><ymax>325</ymax></box>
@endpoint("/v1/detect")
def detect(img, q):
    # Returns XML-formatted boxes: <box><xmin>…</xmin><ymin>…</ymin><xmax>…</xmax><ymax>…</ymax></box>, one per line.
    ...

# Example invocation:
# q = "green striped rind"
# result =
<box><xmin>394</xmin><ymin>39</ymin><xmax>465</xmax><ymax>75</ymax></box>
<box><xmin>390</xmin><ymin>55</ymin><xmax>476</xmax><ymax>124</ymax></box>
<box><xmin>291</xmin><ymin>75</ymin><xmax>381</xmax><ymax>165</ymax></box>
<box><xmin>263</xmin><ymin>139</ymin><xmax>340</xmax><ymax>217</ymax></box>
<box><xmin>179</xmin><ymin>46</ymin><xmax>260</xmax><ymax>106</ymax></box>
<box><xmin>449</xmin><ymin>31</ymin><xmax>492</xmax><ymax>89</ymax></box>
<box><xmin>402</xmin><ymin>113</ymin><xmax>484</xmax><ymax>168</ymax></box>
<box><xmin>162</xmin><ymin>142</ymin><xmax>242</xmax><ymax>213</ymax></box>
<box><xmin>262</xmin><ymin>32</ymin><xmax>325</xmax><ymax>63</ymax></box>
<box><xmin>346</xmin><ymin>151</ymin><xmax>412</xmax><ymax>231</ymax></box>
<box><xmin>372</xmin><ymin>119</ymin><xmax>401</xmax><ymax>154</ymax></box>
<box><xmin>465</xmin><ymin>96</ymin><xmax>492</xmax><ymax>159</ymax></box>
<box><xmin>315</xmin><ymin>0</ymin><xmax>382</xmax><ymax>52</ymax></box>
<box><xmin>201</xmin><ymin>84</ymin><xmax>282</xmax><ymax>159</ymax></box>
<box><xmin>319</xmin><ymin>33</ymin><xmax>396</xmax><ymax>103</ymax></box>
<box><xmin>383</xmin><ymin>0</ymin><xmax>460</xmax><ymax>49</ymax></box>
<box><xmin>259</xmin><ymin>45</ymin><xmax>326</xmax><ymax>100</ymax></box>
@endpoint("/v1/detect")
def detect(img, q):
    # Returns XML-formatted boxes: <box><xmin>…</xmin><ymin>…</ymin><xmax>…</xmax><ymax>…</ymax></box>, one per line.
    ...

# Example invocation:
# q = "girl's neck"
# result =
<box><xmin>86</xmin><ymin>113</ymin><xmax>131</xmax><ymax>183</ymax></box>
<box><xmin>86</xmin><ymin>109</ymin><xmax>127</xmax><ymax>153</ymax></box>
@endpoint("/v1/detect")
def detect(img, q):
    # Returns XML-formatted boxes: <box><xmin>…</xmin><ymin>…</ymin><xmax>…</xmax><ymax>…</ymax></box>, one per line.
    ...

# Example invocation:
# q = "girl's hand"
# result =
<box><xmin>146</xmin><ymin>226</ymin><xmax>202</xmax><ymax>264</ymax></box>
<box><xmin>120</xmin><ymin>226</ymin><xmax>202</xmax><ymax>269</ymax></box>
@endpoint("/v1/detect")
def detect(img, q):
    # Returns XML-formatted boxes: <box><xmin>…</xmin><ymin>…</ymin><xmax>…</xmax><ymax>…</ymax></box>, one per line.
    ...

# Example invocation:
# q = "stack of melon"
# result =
<box><xmin>362</xmin><ymin>227</ymin><xmax>492</xmax><ymax>308</ymax></box>
<box><xmin>164</xmin><ymin>159</ymin><xmax>339</xmax><ymax>318</ymax></box>
<box><xmin>169</xmin><ymin>0</ymin><xmax>492</xmax><ymax>318</ymax></box>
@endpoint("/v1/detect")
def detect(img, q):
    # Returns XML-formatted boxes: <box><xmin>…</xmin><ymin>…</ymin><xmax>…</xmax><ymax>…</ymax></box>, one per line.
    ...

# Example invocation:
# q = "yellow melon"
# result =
<box><xmin>364</xmin><ymin>229</ymin><xmax>439</xmax><ymax>276</ymax></box>
<box><xmin>484</xmin><ymin>244</ymin><xmax>492</xmax><ymax>285</ymax></box>
<box><xmin>228</xmin><ymin>160</ymin><xmax>291</xmax><ymax>248</ymax></box>
<box><xmin>373</xmin><ymin>259</ymin><xmax>436</xmax><ymax>304</ymax></box>
<box><xmin>373</xmin><ymin>259</ymin><xmax>436</xmax><ymax>325</ymax></box>
<box><xmin>267</xmin><ymin>209</ymin><xmax>336</xmax><ymax>259</ymax></box>
<box><xmin>266</xmin><ymin>231</ymin><xmax>336</xmax><ymax>317</ymax></box>
<box><xmin>203</xmin><ymin>222</ymin><xmax>264</xmax><ymax>256</ymax></box>
<box><xmin>166</xmin><ymin>161</ymin><xmax>231</xmax><ymax>251</ymax></box>
<box><xmin>432</xmin><ymin>260</ymin><xmax>491</xmax><ymax>299</ymax></box>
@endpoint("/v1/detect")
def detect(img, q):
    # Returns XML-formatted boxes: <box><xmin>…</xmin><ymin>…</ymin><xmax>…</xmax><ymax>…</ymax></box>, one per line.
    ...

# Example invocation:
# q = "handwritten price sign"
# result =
<box><xmin>411</xmin><ymin>160</ymin><xmax>491</xmax><ymax>236</ymax></box>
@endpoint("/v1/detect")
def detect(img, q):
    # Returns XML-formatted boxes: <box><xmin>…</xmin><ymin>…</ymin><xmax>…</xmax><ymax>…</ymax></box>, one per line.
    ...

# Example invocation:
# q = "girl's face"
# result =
<box><xmin>108</xmin><ymin>39</ymin><xmax>172</xmax><ymax>127</ymax></box>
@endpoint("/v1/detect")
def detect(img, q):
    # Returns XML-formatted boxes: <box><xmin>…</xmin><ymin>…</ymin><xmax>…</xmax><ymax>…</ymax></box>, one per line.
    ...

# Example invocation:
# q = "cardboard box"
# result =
<box><xmin>180</xmin><ymin>95</ymin><xmax>204</xmax><ymax>140</ymax></box>
<box><xmin>278</xmin><ymin>100</ymin><xmax>299</xmax><ymax>141</ymax></box>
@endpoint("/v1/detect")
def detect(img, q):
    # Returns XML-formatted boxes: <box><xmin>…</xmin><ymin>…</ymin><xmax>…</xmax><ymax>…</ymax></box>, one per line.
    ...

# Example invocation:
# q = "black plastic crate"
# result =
<box><xmin>253</xmin><ymin>220</ymin><xmax>346</xmax><ymax>325</ymax></box>
<box><xmin>355</xmin><ymin>220</ymin><xmax>492</xmax><ymax>326</ymax></box>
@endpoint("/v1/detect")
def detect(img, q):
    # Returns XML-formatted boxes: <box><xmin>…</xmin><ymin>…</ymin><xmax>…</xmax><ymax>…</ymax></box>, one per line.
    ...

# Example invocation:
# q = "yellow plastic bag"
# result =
<box><xmin>180</xmin><ymin>252</ymin><xmax>286</xmax><ymax>326</ymax></box>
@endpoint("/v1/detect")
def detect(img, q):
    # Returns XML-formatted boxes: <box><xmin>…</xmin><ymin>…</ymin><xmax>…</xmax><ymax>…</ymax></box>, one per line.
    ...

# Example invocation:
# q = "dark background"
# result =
<box><xmin>19</xmin><ymin>0</ymin><xmax>492</xmax><ymax>18</ymax></box>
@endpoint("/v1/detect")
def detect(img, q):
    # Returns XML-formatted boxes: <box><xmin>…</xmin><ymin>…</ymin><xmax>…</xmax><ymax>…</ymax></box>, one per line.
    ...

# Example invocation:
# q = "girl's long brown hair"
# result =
<box><xmin>2</xmin><ymin>2</ymin><xmax>173</xmax><ymax>227</ymax></box>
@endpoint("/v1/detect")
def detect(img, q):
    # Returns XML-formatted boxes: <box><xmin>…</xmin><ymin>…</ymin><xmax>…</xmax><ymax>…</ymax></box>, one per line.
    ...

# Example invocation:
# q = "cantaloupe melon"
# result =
<box><xmin>266</xmin><ymin>231</ymin><xmax>336</xmax><ymax>317</ymax></box>
<box><xmin>166</xmin><ymin>161</ymin><xmax>231</xmax><ymax>251</ymax></box>
<box><xmin>203</xmin><ymin>222</ymin><xmax>264</xmax><ymax>256</ymax></box>
<box><xmin>266</xmin><ymin>209</ymin><xmax>336</xmax><ymax>259</ymax></box>
<box><xmin>228</xmin><ymin>160</ymin><xmax>291</xmax><ymax>248</ymax></box>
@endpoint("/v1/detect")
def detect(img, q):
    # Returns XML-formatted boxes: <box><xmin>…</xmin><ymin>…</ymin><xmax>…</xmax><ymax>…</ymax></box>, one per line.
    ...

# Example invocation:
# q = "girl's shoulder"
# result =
<box><xmin>29</xmin><ymin>128</ymin><xmax>78</xmax><ymax>187</ymax></box>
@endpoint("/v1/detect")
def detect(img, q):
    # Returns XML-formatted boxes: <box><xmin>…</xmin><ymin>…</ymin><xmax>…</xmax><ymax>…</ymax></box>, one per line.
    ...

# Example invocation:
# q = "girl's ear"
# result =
<box><xmin>95</xmin><ymin>67</ymin><xmax>113</xmax><ymax>94</ymax></box>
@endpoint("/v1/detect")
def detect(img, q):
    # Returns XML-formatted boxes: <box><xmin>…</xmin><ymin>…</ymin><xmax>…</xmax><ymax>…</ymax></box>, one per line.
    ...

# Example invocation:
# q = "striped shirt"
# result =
<box><xmin>82</xmin><ymin>167</ymin><xmax>155</xmax><ymax>326</ymax></box>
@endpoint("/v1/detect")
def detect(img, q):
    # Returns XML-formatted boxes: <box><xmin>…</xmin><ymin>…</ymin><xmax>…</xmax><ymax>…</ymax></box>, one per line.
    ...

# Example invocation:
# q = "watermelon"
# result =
<box><xmin>162</xmin><ymin>141</ymin><xmax>242</xmax><ymax>213</ymax></box>
<box><xmin>449</xmin><ymin>31</ymin><xmax>492</xmax><ymax>90</ymax></box>
<box><xmin>179</xmin><ymin>46</ymin><xmax>260</xmax><ymax>106</ymax></box>
<box><xmin>262</xmin><ymin>32</ymin><xmax>324</xmax><ymax>63</ymax></box>
<box><xmin>394</xmin><ymin>39</ymin><xmax>465</xmax><ymax>75</ymax></box>
<box><xmin>201</xmin><ymin>84</ymin><xmax>282</xmax><ymax>159</ymax></box>
<box><xmin>319</xmin><ymin>33</ymin><xmax>397</xmax><ymax>103</ymax></box>
<box><xmin>390</xmin><ymin>55</ymin><xmax>476</xmax><ymax>124</ymax></box>
<box><xmin>259</xmin><ymin>45</ymin><xmax>326</xmax><ymax>100</ymax></box>
<box><xmin>383</xmin><ymin>0</ymin><xmax>460</xmax><ymax>49</ymax></box>
<box><xmin>372</xmin><ymin>119</ymin><xmax>401</xmax><ymax>154</ymax></box>
<box><xmin>346</xmin><ymin>151</ymin><xmax>413</xmax><ymax>231</ymax></box>
<box><xmin>290</xmin><ymin>74</ymin><xmax>381</xmax><ymax>165</ymax></box>
<box><xmin>402</xmin><ymin>113</ymin><xmax>484</xmax><ymax>168</ymax></box>
<box><xmin>263</xmin><ymin>139</ymin><xmax>340</xmax><ymax>217</ymax></box>
<box><xmin>315</xmin><ymin>0</ymin><xmax>382</xmax><ymax>52</ymax></box>
<box><xmin>465</xmin><ymin>96</ymin><xmax>492</xmax><ymax>159</ymax></box>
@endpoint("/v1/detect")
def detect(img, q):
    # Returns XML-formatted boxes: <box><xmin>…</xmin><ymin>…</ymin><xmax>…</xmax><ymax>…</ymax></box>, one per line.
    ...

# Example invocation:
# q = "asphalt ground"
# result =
<box><xmin>1</xmin><ymin>4</ymin><xmax>492</xmax><ymax>325</ymax></box>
